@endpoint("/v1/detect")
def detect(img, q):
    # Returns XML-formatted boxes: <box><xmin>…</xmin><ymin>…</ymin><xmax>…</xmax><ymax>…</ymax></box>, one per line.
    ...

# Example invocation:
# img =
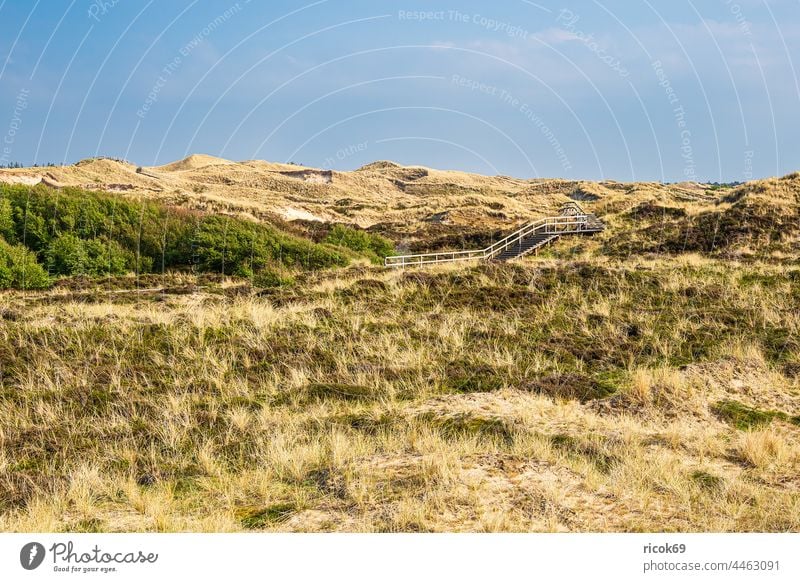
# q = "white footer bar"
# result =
<box><xmin>1</xmin><ymin>533</ymin><xmax>797</xmax><ymax>581</ymax></box>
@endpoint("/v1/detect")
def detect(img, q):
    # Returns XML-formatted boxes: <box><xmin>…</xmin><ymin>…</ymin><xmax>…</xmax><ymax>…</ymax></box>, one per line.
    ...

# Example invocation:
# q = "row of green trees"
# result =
<box><xmin>0</xmin><ymin>184</ymin><xmax>392</xmax><ymax>289</ymax></box>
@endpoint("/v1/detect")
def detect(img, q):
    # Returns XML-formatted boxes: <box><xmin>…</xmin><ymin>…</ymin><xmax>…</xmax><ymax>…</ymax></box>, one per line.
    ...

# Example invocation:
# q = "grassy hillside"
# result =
<box><xmin>2</xmin><ymin>156</ymin><xmax>798</xmax><ymax>259</ymax></box>
<box><xmin>599</xmin><ymin>176</ymin><xmax>800</xmax><ymax>260</ymax></box>
<box><xmin>0</xmin><ymin>155</ymin><xmax>740</xmax><ymax>245</ymax></box>
<box><xmin>0</xmin><ymin>163</ymin><xmax>798</xmax><ymax>533</ymax></box>
<box><xmin>1</xmin><ymin>257</ymin><xmax>798</xmax><ymax>532</ymax></box>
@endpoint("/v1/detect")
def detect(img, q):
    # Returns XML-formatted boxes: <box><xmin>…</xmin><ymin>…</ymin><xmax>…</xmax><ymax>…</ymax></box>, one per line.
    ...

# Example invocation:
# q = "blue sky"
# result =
<box><xmin>0</xmin><ymin>0</ymin><xmax>798</xmax><ymax>181</ymax></box>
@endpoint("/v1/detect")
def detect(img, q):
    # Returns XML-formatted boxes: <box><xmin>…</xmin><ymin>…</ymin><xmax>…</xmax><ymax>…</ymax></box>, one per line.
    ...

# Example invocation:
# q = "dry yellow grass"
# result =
<box><xmin>737</xmin><ymin>428</ymin><xmax>793</xmax><ymax>469</ymax></box>
<box><xmin>0</xmin><ymin>253</ymin><xmax>798</xmax><ymax>533</ymax></box>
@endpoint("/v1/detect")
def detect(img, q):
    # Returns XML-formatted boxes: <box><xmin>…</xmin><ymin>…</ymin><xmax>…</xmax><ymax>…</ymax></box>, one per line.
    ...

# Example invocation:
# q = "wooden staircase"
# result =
<box><xmin>385</xmin><ymin>203</ymin><xmax>605</xmax><ymax>268</ymax></box>
<box><xmin>492</xmin><ymin>233</ymin><xmax>560</xmax><ymax>261</ymax></box>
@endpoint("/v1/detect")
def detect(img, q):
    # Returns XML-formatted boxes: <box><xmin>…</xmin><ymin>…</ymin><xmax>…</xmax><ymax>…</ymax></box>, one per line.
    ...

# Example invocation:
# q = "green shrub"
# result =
<box><xmin>192</xmin><ymin>216</ymin><xmax>347</xmax><ymax>274</ymax></box>
<box><xmin>0</xmin><ymin>198</ymin><xmax>15</xmax><ymax>243</ymax></box>
<box><xmin>324</xmin><ymin>224</ymin><xmax>394</xmax><ymax>263</ymax></box>
<box><xmin>45</xmin><ymin>233</ymin><xmax>135</xmax><ymax>276</ymax></box>
<box><xmin>46</xmin><ymin>233</ymin><xmax>89</xmax><ymax>275</ymax></box>
<box><xmin>0</xmin><ymin>239</ymin><xmax>50</xmax><ymax>289</ymax></box>
<box><xmin>85</xmin><ymin>238</ymin><xmax>134</xmax><ymax>275</ymax></box>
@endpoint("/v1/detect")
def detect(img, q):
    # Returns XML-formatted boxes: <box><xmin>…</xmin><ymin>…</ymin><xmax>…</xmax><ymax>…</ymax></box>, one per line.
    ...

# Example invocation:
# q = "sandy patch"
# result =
<box><xmin>282</xmin><ymin>207</ymin><xmax>324</xmax><ymax>222</ymax></box>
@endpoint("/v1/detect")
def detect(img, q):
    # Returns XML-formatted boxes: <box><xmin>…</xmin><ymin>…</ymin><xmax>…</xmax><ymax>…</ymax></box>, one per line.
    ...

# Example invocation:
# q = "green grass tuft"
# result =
<box><xmin>238</xmin><ymin>504</ymin><xmax>297</xmax><ymax>529</ymax></box>
<box><xmin>712</xmin><ymin>400</ymin><xmax>800</xmax><ymax>430</ymax></box>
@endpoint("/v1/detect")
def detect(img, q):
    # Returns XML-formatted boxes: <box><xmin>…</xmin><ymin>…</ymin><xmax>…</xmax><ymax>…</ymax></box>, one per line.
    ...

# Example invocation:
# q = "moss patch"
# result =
<box><xmin>238</xmin><ymin>503</ymin><xmax>297</xmax><ymax>529</ymax></box>
<box><xmin>306</xmin><ymin>383</ymin><xmax>375</xmax><ymax>401</ymax></box>
<box><xmin>521</xmin><ymin>373</ymin><xmax>617</xmax><ymax>402</ymax></box>
<box><xmin>550</xmin><ymin>434</ymin><xmax>618</xmax><ymax>473</ymax></box>
<box><xmin>712</xmin><ymin>400</ymin><xmax>800</xmax><ymax>430</ymax></box>
<box><xmin>444</xmin><ymin>360</ymin><xmax>506</xmax><ymax>394</ymax></box>
<box><xmin>420</xmin><ymin>412</ymin><xmax>515</xmax><ymax>443</ymax></box>
<box><xmin>331</xmin><ymin>411</ymin><xmax>399</xmax><ymax>434</ymax></box>
<box><xmin>691</xmin><ymin>470</ymin><xmax>724</xmax><ymax>491</ymax></box>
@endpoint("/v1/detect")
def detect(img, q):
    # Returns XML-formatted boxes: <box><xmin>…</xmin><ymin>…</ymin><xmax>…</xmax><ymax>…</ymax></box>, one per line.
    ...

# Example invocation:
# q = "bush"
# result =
<box><xmin>192</xmin><ymin>216</ymin><xmax>347</xmax><ymax>275</ymax></box>
<box><xmin>0</xmin><ymin>239</ymin><xmax>50</xmax><ymax>289</ymax></box>
<box><xmin>45</xmin><ymin>233</ymin><xmax>135</xmax><ymax>276</ymax></box>
<box><xmin>86</xmin><ymin>238</ymin><xmax>135</xmax><ymax>275</ymax></box>
<box><xmin>0</xmin><ymin>198</ymin><xmax>15</xmax><ymax>243</ymax></box>
<box><xmin>324</xmin><ymin>224</ymin><xmax>394</xmax><ymax>263</ymax></box>
<box><xmin>46</xmin><ymin>233</ymin><xmax>88</xmax><ymax>275</ymax></box>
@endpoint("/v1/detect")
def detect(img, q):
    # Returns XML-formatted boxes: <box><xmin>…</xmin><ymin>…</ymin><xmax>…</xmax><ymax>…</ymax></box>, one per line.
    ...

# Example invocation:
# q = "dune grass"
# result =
<box><xmin>0</xmin><ymin>256</ymin><xmax>798</xmax><ymax>532</ymax></box>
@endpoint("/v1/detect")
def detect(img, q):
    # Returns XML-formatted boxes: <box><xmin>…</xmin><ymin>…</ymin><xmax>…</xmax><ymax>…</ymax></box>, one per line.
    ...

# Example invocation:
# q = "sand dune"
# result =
<box><xmin>151</xmin><ymin>154</ymin><xmax>236</xmax><ymax>173</ymax></box>
<box><xmin>1</xmin><ymin>156</ymin><xmax>797</xmax><ymax>253</ymax></box>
